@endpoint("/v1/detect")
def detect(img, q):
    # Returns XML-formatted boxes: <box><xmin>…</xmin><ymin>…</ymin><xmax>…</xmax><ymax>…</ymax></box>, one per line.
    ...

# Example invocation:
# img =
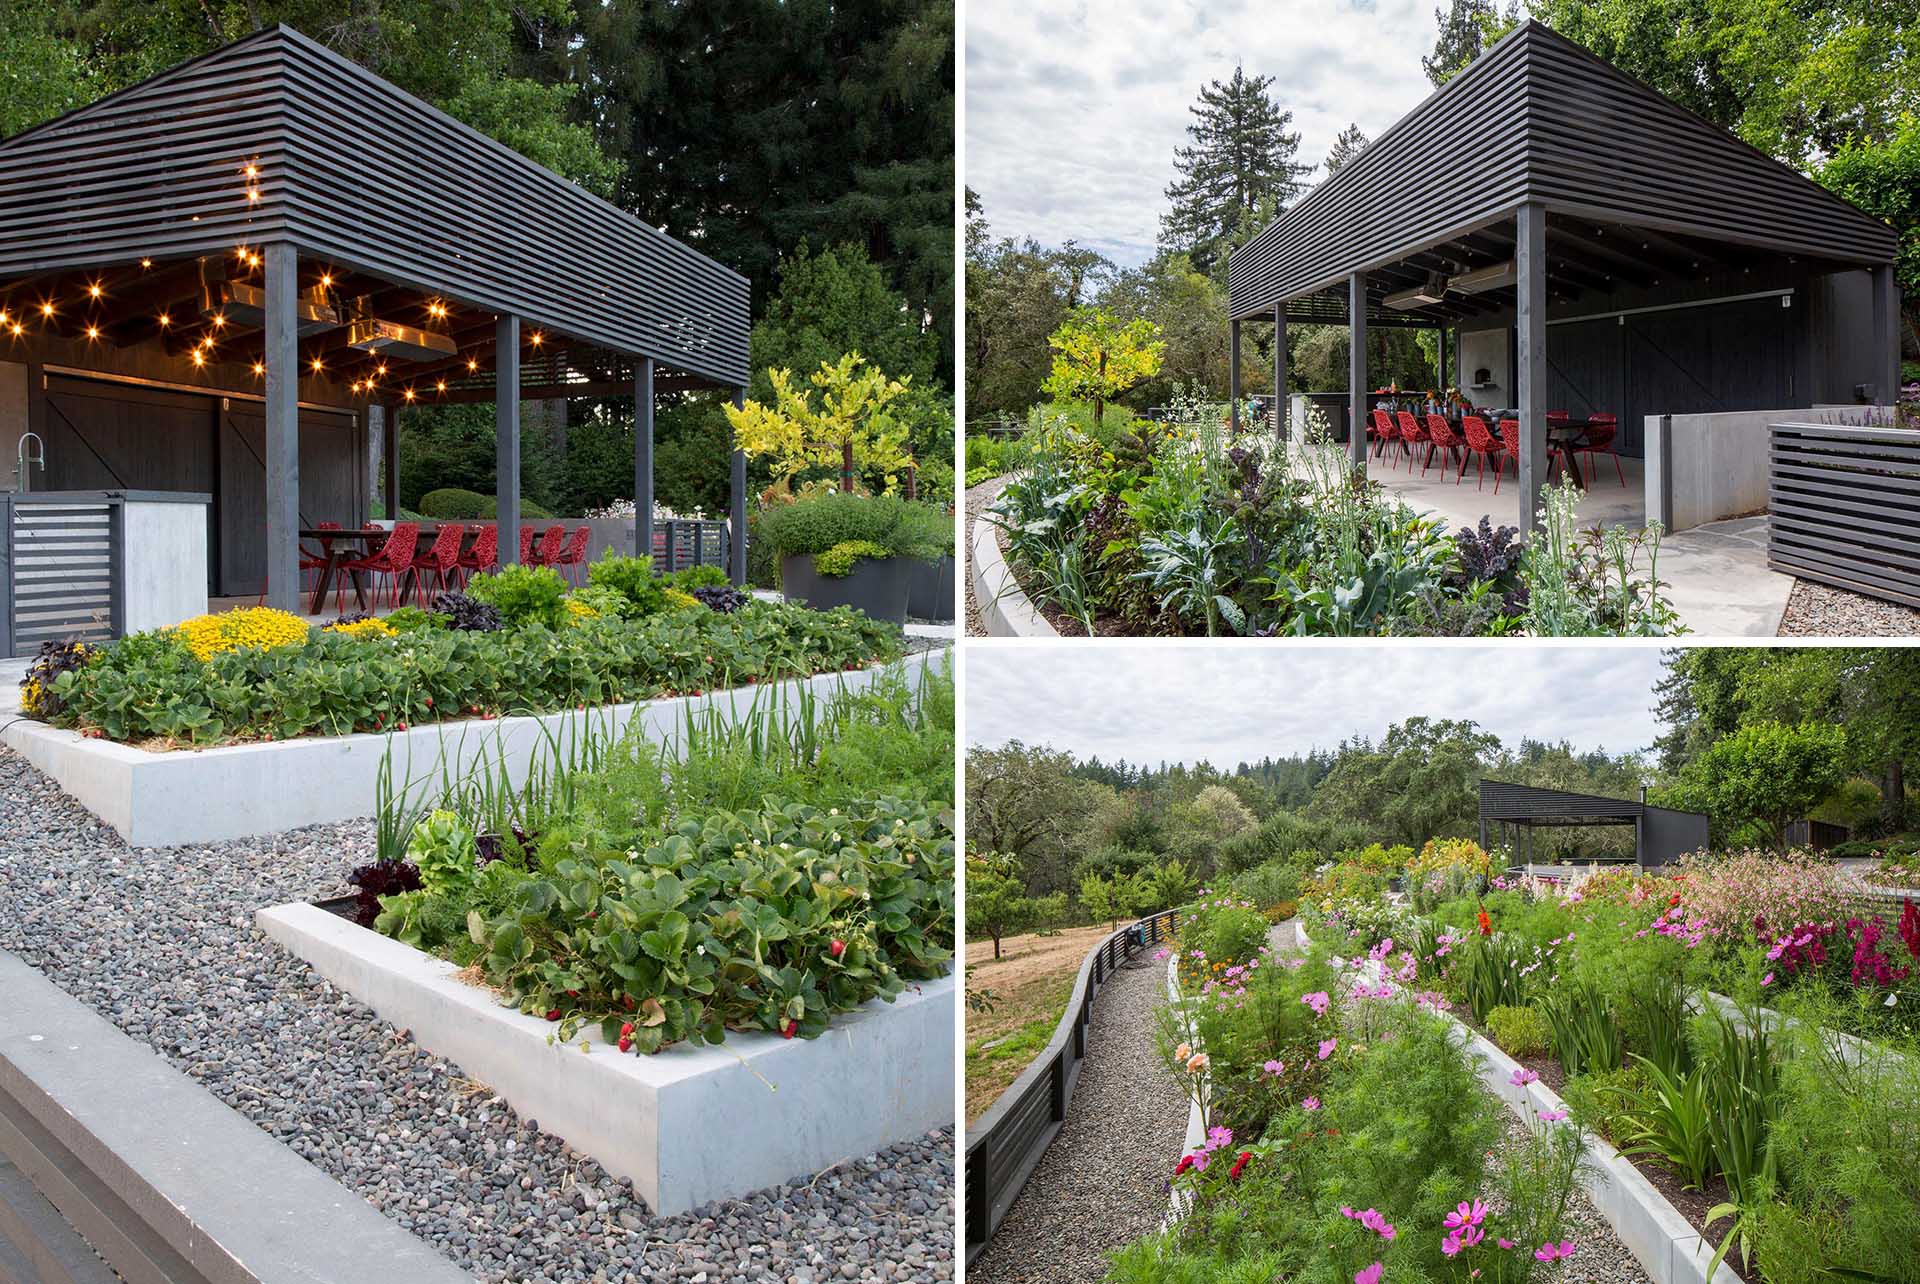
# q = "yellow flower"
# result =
<box><xmin>564</xmin><ymin>597</ymin><xmax>600</xmax><ymax>620</ymax></box>
<box><xmin>322</xmin><ymin>617</ymin><xmax>396</xmax><ymax>640</ymax></box>
<box><xmin>174</xmin><ymin>607</ymin><xmax>309</xmax><ymax>661</ymax></box>
<box><xmin>663</xmin><ymin>587</ymin><xmax>701</xmax><ymax>611</ymax></box>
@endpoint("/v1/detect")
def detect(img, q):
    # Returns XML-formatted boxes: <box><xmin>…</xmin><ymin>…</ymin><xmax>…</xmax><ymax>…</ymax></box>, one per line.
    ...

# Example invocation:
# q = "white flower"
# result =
<box><xmin>1888</xmin><ymin>992</ymin><xmax>1899</xmax><ymax>1007</ymax></box>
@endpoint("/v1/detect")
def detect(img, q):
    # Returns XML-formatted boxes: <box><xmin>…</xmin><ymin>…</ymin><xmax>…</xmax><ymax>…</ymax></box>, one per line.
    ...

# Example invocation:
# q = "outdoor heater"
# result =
<box><xmin>1450</xmin><ymin>260</ymin><xmax>1517</xmax><ymax>293</ymax></box>
<box><xmin>1385</xmin><ymin>271</ymin><xmax>1450</xmax><ymax>310</ymax></box>
<box><xmin>199</xmin><ymin>261</ymin><xmax>338</xmax><ymax>335</ymax></box>
<box><xmin>343</xmin><ymin>297</ymin><xmax>458</xmax><ymax>362</ymax></box>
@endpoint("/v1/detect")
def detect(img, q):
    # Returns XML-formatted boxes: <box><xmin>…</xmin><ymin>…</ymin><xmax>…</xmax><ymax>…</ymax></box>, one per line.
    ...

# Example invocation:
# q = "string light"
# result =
<box><xmin>0</xmin><ymin>310</ymin><xmax>9</xmax><ymax>326</ymax></box>
<box><xmin>310</xmin><ymin>356</ymin><xmax>325</xmax><ymax>373</ymax></box>
<box><xmin>466</xmin><ymin>357</ymin><xmax>479</xmax><ymax>372</ymax></box>
<box><xmin>191</xmin><ymin>350</ymin><xmax>206</xmax><ymax>367</ymax></box>
<box><xmin>403</xmin><ymin>388</ymin><xmax>416</xmax><ymax>402</ymax></box>
<box><xmin>157</xmin><ymin>312</ymin><xmax>171</xmax><ymax>328</ymax></box>
<box><xmin>7</xmin><ymin>323</ymin><xmax>21</xmax><ymax>338</ymax></box>
<box><xmin>247</xmin><ymin>187</ymin><xmax>261</xmax><ymax>203</ymax></box>
<box><xmin>319</xmin><ymin>273</ymin><xmax>334</xmax><ymax>288</ymax></box>
<box><xmin>252</xmin><ymin>361</ymin><xmax>265</xmax><ymax>376</ymax></box>
<box><xmin>140</xmin><ymin>258</ymin><xmax>153</xmax><ymax>269</ymax></box>
<box><xmin>529</xmin><ymin>331</ymin><xmax>544</xmax><ymax>347</ymax></box>
<box><xmin>375</xmin><ymin>362</ymin><xmax>388</xmax><ymax>376</ymax></box>
<box><xmin>212</xmin><ymin>313</ymin><xmax>228</xmax><ymax>329</ymax></box>
<box><xmin>87</xmin><ymin>282</ymin><xmax>103</xmax><ymax>300</ymax></box>
<box><xmin>428</xmin><ymin>300</ymin><xmax>448</xmax><ymax>320</ymax></box>
<box><xmin>435</xmin><ymin>378</ymin><xmax>447</xmax><ymax>393</ymax></box>
<box><xmin>244</xmin><ymin>163</ymin><xmax>258</xmax><ymax>179</ymax></box>
<box><xmin>39</xmin><ymin>301</ymin><xmax>55</xmax><ymax>318</ymax></box>
<box><xmin>84</xmin><ymin>324</ymin><xmax>101</xmax><ymax>340</ymax></box>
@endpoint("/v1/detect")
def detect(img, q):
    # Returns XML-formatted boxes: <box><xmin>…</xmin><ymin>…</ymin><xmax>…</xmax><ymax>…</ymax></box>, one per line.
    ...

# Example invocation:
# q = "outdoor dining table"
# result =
<box><xmin>301</xmin><ymin>524</ymin><xmax>479</xmax><ymax>616</ymax></box>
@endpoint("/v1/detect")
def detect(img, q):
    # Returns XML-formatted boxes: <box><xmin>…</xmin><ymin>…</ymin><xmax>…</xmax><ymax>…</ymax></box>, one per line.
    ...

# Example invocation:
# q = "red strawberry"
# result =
<box><xmin>620</xmin><ymin>1022</ymin><xmax>634</xmax><ymax>1037</ymax></box>
<box><xmin>424</xmin><ymin>696</ymin><xmax>433</xmax><ymax>707</ymax></box>
<box><xmin>545</xmin><ymin>1009</ymin><xmax>561</xmax><ymax>1021</ymax></box>
<box><xmin>396</xmin><ymin>721</ymin><xmax>408</xmax><ymax>731</ymax></box>
<box><xmin>618</xmin><ymin>1037</ymin><xmax>632</xmax><ymax>1052</ymax></box>
<box><xmin>781</xmin><ymin>1019</ymin><xmax>798</xmax><ymax>1039</ymax></box>
<box><xmin>829</xmin><ymin>939</ymin><xmax>846</xmax><ymax>958</ymax></box>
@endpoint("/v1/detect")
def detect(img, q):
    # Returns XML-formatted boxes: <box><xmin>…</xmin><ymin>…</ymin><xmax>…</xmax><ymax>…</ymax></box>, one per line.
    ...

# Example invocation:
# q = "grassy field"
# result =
<box><xmin>964</xmin><ymin>922</ymin><xmax>1119</xmax><ymax>1123</ymax></box>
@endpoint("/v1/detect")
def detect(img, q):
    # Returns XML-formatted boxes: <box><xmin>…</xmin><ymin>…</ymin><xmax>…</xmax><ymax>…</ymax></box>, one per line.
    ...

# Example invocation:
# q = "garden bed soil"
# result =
<box><xmin>965</xmin><ymin>475</ymin><xmax>1136</xmax><ymax>637</ymax></box>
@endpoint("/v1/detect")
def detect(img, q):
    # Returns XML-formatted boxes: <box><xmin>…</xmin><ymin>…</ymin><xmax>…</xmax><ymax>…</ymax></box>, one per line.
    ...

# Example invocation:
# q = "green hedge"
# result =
<box><xmin>755</xmin><ymin>494</ymin><xmax>951</xmax><ymax>563</ymax></box>
<box><xmin>45</xmin><ymin>601</ymin><xmax>902</xmax><ymax>746</ymax></box>
<box><xmin>418</xmin><ymin>488</ymin><xmax>554</xmax><ymax>520</ymax></box>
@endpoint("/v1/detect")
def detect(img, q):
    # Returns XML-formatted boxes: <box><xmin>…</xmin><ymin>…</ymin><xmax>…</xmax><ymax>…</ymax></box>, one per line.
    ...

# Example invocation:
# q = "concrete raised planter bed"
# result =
<box><xmin>967</xmin><ymin>506</ymin><xmax>1059</xmax><ymax>637</ymax></box>
<box><xmin>1</xmin><ymin>649</ymin><xmax>941</xmax><ymax>847</ymax></box>
<box><xmin>257</xmin><ymin>902</ymin><xmax>955</xmax><ymax>1216</ymax></box>
<box><xmin>780</xmin><ymin>553</ymin><xmax>911</xmax><ymax>625</ymax></box>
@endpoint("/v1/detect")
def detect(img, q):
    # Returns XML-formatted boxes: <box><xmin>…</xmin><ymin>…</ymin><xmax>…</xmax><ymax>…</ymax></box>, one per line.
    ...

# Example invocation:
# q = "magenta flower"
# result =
<box><xmin>1206</xmin><ymin>1125</ymin><xmax>1234</xmax><ymax>1151</ymax></box>
<box><xmin>1355</xmin><ymin>1263</ymin><xmax>1383</xmax><ymax>1284</ymax></box>
<box><xmin>1498</xmin><ymin>1238</ymin><xmax>1514</xmax><ymax>1250</ymax></box>
<box><xmin>1509</xmin><ymin>1068</ymin><xmax>1539</xmax><ymax>1086</ymax></box>
<box><xmin>1302</xmin><ymin>1096</ymin><xmax>1320</xmax><ymax>1111</ymax></box>
<box><xmin>1538</xmin><ymin>1108</ymin><xmax>1568</xmax><ymax>1123</ymax></box>
<box><xmin>1263</xmin><ymin>1059</ymin><xmax>1285</xmax><ymax>1076</ymax></box>
<box><xmin>1445</xmin><ymin>1199</ymin><xmax>1488</xmax><ymax>1230</ymax></box>
<box><xmin>1319</xmin><ymin>1038</ymin><xmax>1338</xmax><ymax>1060</ymax></box>
<box><xmin>1302</xmin><ymin>991</ymin><xmax>1331</xmax><ymax>1016</ymax></box>
<box><xmin>1534</xmin><ymin>1241</ymin><xmax>1575</xmax><ymax>1262</ymax></box>
<box><xmin>1761</xmin><ymin>972</ymin><xmax>1775</xmax><ymax>987</ymax></box>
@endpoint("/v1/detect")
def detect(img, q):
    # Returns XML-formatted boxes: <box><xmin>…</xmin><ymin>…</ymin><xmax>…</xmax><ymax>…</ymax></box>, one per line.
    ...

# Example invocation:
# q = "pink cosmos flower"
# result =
<box><xmin>1498</xmin><ymin>1238</ymin><xmax>1514</xmax><ymax>1250</ymax></box>
<box><xmin>1534</xmin><ymin>1241</ymin><xmax>1575</xmax><ymax>1262</ymax></box>
<box><xmin>1302</xmin><ymin>991</ymin><xmax>1331</xmax><ymax>1016</ymax></box>
<box><xmin>1319</xmin><ymin>1038</ymin><xmax>1338</xmax><ymax>1060</ymax></box>
<box><xmin>1509</xmin><ymin>1067</ymin><xmax>1539</xmax><ymax>1086</ymax></box>
<box><xmin>1445</xmin><ymin>1199</ymin><xmax>1488</xmax><ymax>1230</ymax></box>
<box><xmin>1302</xmin><ymin>1096</ymin><xmax>1320</xmax><ymax>1111</ymax></box>
<box><xmin>1355</xmin><ymin>1263</ymin><xmax>1383</xmax><ymax>1284</ymax></box>
<box><xmin>1263</xmin><ymin>1059</ymin><xmax>1285</xmax><ymax>1076</ymax></box>
<box><xmin>1206</xmin><ymin>1125</ymin><xmax>1233</xmax><ymax>1151</ymax></box>
<box><xmin>1761</xmin><ymin>972</ymin><xmax>1775</xmax><ymax>987</ymax></box>
<box><xmin>1538</xmin><ymin>1108</ymin><xmax>1568</xmax><ymax>1123</ymax></box>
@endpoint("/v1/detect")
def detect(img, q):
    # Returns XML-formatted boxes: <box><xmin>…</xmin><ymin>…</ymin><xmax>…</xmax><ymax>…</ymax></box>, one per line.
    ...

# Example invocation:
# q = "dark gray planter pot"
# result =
<box><xmin>781</xmin><ymin>553</ymin><xmax>911</xmax><ymax>625</ymax></box>
<box><xmin>906</xmin><ymin>555</ymin><xmax>955</xmax><ymax>622</ymax></box>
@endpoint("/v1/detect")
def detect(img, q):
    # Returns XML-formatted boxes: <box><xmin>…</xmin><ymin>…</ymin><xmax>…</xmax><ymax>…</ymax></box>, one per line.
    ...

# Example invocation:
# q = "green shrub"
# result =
<box><xmin>466</xmin><ymin>563</ymin><xmax>570</xmax><ymax>628</ymax></box>
<box><xmin>756</xmin><ymin>494</ymin><xmax>950</xmax><ymax>563</ymax></box>
<box><xmin>1486</xmin><ymin>1003</ymin><xmax>1551</xmax><ymax>1057</ymax></box>
<box><xmin>1230</xmin><ymin>862</ymin><xmax>1301</xmax><ymax>908</ymax></box>
<box><xmin>666</xmin><ymin>565</ymin><xmax>730</xmax><ymax>592</ymax></box>
<box><xmin>417</xmin><ymin>488</ymin><xmax>554</xmax><ymax>520</ymax></box>
<box><xmin>1197</xmin><ymin>904</ymin><xmax>1270</xmax><ymax>969</ymax></box>
<box><xmin>814</xmin><ymin>539</ymin><xmax>892</xmax><ymax>577</ymax></box>
<box><xmin>586</xmin><ymin>552</ymin><xmax>670</xmax><ymax>615</ymax></box>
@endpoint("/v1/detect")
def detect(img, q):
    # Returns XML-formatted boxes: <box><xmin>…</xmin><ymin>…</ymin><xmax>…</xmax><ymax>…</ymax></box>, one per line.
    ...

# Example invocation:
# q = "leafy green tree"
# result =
<box><xmin>1099</xmin><ymin>253</ymin><xmax>1238</xmax><ymax>403</ymax></box>
<box><xmin>1312</xmin><ymin>718</ymin><xmax>1502</xmax><ymax>848</ymax></box>
<box><xmin>1160</xmin><ymin>67</ymin><xmax>1314</xmax><ymax>273</ymax></box>
<box><xmin>968</xmin><ymin>853</ymin><xmax>1064</xmax><ymax>959</ymax></box>
<box><xmin>1820</xmin><ymin>115</ymin><xmax>1920</xmax><ymax>356</ymax></box>
<box><xmin>965</xmin><ymin>193</ymin><xmax>1113</xmax><ymax>416</ymax></box>
<box><xmin>1079</xmin><ymin>872</ymin><xmax>1121</xmax><ymax>930</ymax></box>
<box><xmin>749</xmin><ymin>243</ymin><xmax>937</xmax><ymax>403</ymax></box>
<box><xmin>1040</xmin><ymin>309</ymin><xmax>1165</xmax><ymax>428</ymax></box>
<box><xmin>966</xmin><ymin>743</ymin><xmax>1119</xmax><ymax>896</ymax></box>
<box><xmin>1424</xmin><ymin>0</ymin><xmax>1518</xmax><ymax>85</ymax></box>
<box><xmin>1662</xmin><ymin>720</ymin><xmax>1849</xmax><ymax>851</ymax></box>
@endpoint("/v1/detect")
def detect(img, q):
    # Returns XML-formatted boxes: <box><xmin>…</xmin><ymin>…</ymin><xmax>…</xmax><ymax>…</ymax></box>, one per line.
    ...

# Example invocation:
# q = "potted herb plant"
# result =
<box><xmin>756</xmin><ymin>493</ymin><xmax>949</xmax><ymax>624</ymax></box>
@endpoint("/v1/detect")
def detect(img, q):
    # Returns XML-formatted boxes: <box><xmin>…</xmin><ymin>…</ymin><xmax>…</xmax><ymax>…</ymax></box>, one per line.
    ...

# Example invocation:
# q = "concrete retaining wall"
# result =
<box><xmin>122</xmin><ymin>498</ymin><xmax>208</xmax><ymax>632</ymax></box>
<box><xmin>1</xmin><ymin>649</ymin><xmax>942</xmax><ymax>847</ymax></box>
<box><xmin>258</xmin><ymin>903</ymin><xmax>955</xmax><ymax>1216</ymax></box>
<box><xmin>1645</xmin><ymin>407</ymin><xmax>1812</xmax><ymax>533</ymax></box>
<box><xmin>968</xmin><ymin>508</ymin><xmax>1059</xmax><ymax>637</ymax></box>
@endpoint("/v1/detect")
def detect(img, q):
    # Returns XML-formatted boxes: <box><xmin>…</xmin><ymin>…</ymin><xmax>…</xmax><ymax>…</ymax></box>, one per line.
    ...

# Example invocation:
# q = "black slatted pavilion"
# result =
<box><xmin>1478</xmin><ymin>779</ymin><xmax>1708</xmax><ymax>867</ymax></box>
<box><xmin>0</xmin><ymin>24</ymin><xmax>752</xmax><ymax>604</ymax></box>
<box><xmin>1227</xmin><ymin>20</ymin><xmax>1901</xmax><ymax>531</ymax></box>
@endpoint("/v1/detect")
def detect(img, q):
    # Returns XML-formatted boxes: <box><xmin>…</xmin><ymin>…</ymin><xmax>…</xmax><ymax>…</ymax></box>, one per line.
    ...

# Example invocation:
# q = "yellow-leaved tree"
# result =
<box><xmin>1040</xmin><ymin>308</ymin><xmax>1165</xmax><ymax>427</ymax></box>
<box><xmin>723</xmin><ymin>352</ymin><xmax>915</xmax><ymax>495</ymax></box>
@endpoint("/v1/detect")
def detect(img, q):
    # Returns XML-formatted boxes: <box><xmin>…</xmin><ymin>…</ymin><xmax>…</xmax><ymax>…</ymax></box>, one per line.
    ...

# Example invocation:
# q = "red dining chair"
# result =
<box><xmin>455</xmin><ymin>524</ymin><xmax>498</xmax><ymax>588</ymax></box>
<box><xmin>553</xmin><ymin>525</ymin><xmax>592</xmax><ymax>585</ymax></box>
<box><xmin>1461</xmin><ymin>415</ymin><xmax>1507</xmax><ymax>492</ymax></box>
<box><xmin>1425</xmin><ymin>413</ymin><xmax>1464</xmax><ymax>478</ymax></box>
<box><xmin>1498</xmin><ymin>419</ymin><xmax>1522</xmax><ymax>489</ymax></box>
<box><xmin>1396</xmin><ymin>411</ymin><xmax>1430</xmax><ymax>474</ymax></box>
<box><xmin>409</xmin><ymin>523</ymin><xmax>465</xmax><ymax>602</ymax></box>
<box><xmin>338</xmin><ymin>522</ymin><xmax>419</xmax><ymax>608</ymax></box>
<box><xmin>518</xmin><ymin>525</ymin><xmax>537</xmax><ymax>565</ymax></box>
<box><xmin>1370</xmin><ymin>408</ymin><xmax>1399</xmax><ymax>465</ymax></box>
<box><xmin>258</xmin><ymin>520</ymin><xmax>344</xmax><ymax>608</ymax></box>
<box><xmin>1581</xmin><ymin>413</ymin><xmax>1624</xmax><ymax>485</ymax></box>
<box><xmin>534</xmin><ymin>524</ymin><xmax>566</xmax><ymax>568</ymax></box>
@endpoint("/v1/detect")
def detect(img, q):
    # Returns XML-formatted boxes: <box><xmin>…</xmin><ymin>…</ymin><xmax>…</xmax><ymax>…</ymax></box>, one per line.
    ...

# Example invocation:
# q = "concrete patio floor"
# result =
<box><xmin>1308</xmin><ymin>443</ymin><xmax>1792</xmax><ymax>636</ymax></box>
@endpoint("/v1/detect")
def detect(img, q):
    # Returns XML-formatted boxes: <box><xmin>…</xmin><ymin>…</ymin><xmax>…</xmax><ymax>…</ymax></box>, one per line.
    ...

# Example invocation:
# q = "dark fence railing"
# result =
<box><xmin>648</xmin><ymin>518</ymin><xmax>729</xmax><ymax>574</ymax></box>
<box><xmin>964</xmin><ymin>907</ymin><xmax>1182</xmax><ymax>1263</ymax></box>
<box><xmin>1769</xmin><ymin>421</ymin><xmax>1920</xmax><ymax>608</ymax></box>
<box><xmin>1</xmin><ymin>492</ymin><xmax>124</xmax><ymax>660</ymax></box>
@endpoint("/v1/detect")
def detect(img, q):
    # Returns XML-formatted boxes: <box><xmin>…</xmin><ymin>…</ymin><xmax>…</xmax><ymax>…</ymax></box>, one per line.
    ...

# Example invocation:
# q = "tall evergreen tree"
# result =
<box><xmin>1324</xmin><ymin>123</ymin><xmax>1369</xmax><ymax>175</ymax></box>
<box><xmin>1424</xmin><ymin>0</ymin><xmax>1512</xmax><ymax>86</ymax></box>
<box><xmin>1159</xmin><ymin>67</ymin><xmax>1312</xmax><ymax>273</ymax></box>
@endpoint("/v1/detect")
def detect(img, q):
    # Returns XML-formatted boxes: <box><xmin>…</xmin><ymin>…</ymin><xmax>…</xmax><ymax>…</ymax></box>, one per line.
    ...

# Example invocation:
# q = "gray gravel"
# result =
<box><xmin>0</xmin><ymin>745</ymin><xmax>953</xmax><ymax>1284</ymax></box>
<box><xmin>1492</xmin><ymin>1104</ymin><xmax>1651</xmax><ymax>1284</ymax></box>
<box><xmin>963</xmin><ymin>476</ymin><xmax>1009</xmax><ymax>638</ymax></box>
<box><xmin>969</xmin><ymin>955</ymin><xmax>1185</xmax><ymax>1284</ymax></box>
<box><xmin>1777</xmin><ymin>578</ymin><xmax>1920</xmax><ymax>636</ymax></box>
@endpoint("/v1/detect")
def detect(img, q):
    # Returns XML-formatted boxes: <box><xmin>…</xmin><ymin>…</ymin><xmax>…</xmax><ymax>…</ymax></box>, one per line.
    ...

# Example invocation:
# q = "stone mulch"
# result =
<box><xmin>0</xmin><ymin>746</ymin><xmax>953</xmax><ymax>1284</ymax></box>
<box><xmin>1777</xmin><ymin>578</ymin><xmax>1920</xmax><ymax>635</ymax></box>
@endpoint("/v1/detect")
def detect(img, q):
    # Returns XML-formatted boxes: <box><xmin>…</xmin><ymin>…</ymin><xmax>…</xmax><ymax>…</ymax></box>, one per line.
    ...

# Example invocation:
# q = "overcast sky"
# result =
<box><xmin>965</xmin><ymin>645</ymin><xmax>1673</xmax><ymax>766</ymax></box>
<box><xmin>965</xmin><ymin>0</ymin><xmax>1440</xmax><ymax>267</ymax></box>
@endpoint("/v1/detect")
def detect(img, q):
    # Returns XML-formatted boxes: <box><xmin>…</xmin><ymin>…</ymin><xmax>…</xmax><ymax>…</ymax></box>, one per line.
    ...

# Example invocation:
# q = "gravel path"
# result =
<box><xmin>0</xmin><ymin>746</ymin><xmax>953</xmax><ymax>1284</ymax></box>
<box><xmin>963</xmin><ymin>475</ymin><xmax>1009</xmax><ymax>637</ymax></box>
<box><xmin>1777</xmin><ymin>578</ymin><xmax>1920</xmax><ymax>635</ymax></box>
<box><xmin>1491</xmin><ymin>1105</ymin><xmax>1651</xmax><ymax>1284</ymax></box>
<box><xmin>969</xmin><ymin>956</ymin><xmax>1185</xmax><ymax>1284</ymax></box>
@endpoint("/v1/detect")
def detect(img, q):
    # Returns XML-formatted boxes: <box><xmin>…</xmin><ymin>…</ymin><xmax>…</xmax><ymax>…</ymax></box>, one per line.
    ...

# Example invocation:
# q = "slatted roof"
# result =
<box><xmin>1480</xmin><ymin>779</ymin><xmax>1647</xmax><ymax>827</ymax></box>
<box><xmin>1228</xmin><ymin>21</ymin><xmax>1899</xmax><ymax>326</ymax></box>
<box><xmin>0</xmin><ymin>24</ymin><xmax>748</xmax><ymax>390</ymax></box>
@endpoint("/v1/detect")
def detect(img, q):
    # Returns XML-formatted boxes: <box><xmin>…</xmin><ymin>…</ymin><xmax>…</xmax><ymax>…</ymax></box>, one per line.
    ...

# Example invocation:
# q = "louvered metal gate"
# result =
<box><xmin>1</xmin><ymin>493</ymin><xmax>124</xmax><ymax>660</ymax></box>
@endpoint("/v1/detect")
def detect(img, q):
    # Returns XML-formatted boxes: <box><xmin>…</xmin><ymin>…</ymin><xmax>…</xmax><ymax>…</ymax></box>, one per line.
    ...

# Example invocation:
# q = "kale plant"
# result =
<box><xmin>1450</xmin><ymin>516</ymin><xmax>1528</xmax><ymax>614</ymax></box>
<box><xmin>345</xmin><ymin>859</ymin><xmax>423</xmax><ymax>927</ymax></box>
<box><xmin>429</xmin><ymin>590</ymin><xmax>504</xmax><ymax>632</ymax></box>
<box><xmin>693</xmin><ymin>584</ymin><xmax>749</xmax><ymax>613</ymax></box>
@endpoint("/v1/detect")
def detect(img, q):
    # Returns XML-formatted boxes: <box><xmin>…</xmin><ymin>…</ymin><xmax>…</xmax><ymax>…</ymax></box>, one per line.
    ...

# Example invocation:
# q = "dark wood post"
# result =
<box><xmin>1872</xmin><ymin>264</ymin><xmax>1900</xmax><ymax>403</ymax></box>
<box><xmin>1272</xmin><ymin>302</ymin><xmax>1287</xmax><ymax>446</ymax></box>
<box><xmin>1516</xmin><ymin>203</ymin><xmax>1548</xmax><ymax>533</ymax></box>
<box><xmin>382</xmin><ymin>403</ymin><xmax>400</xmax><ymax>522</ymax></box>
<box><xmin>1438</xmin><ymin>326</ymin><xmax>1449</xmax><ymax>388</ymax></box>
<box><xmin>729</xmin><ymin>388</ymin><xmax>747</xmax><ymax>586</ymax></box>
<box><xmin>1348</xmin><ymin>272</ymin><xmax>1368</xmax><ymax>474</ymax></box>
<box><xmin>262</xmin><ymin>242</ymin><xmax>299</xmax><ymax>613</ymax></box>
<box><xmin>634</xmin><ymin>356</ymin><xmax>654</xmax><ymax>567</ymax></box>
<box><xmin>496</xmin><ymin>314</ymin><xmax>520</xmax><ymax>565</ymax></box>
<box><xmin>1229</xmin><ymin>319</ymin><xmax>1241</xmax><ymax>433</ymax></box>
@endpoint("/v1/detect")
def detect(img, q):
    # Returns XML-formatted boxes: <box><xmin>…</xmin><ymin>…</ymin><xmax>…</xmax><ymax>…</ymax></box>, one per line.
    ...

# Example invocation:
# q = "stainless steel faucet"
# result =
<box><xmin>15</xmin><ymin>431</ymin><xmax>44</xmax><ymax>492</ymax></box>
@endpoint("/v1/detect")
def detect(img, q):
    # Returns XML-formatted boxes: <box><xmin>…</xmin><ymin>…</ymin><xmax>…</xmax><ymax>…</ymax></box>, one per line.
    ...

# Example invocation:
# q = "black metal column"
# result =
<box><xmin>1516</xmin><ymin>204</ymin><xmax>1548</xmax><ymax>533</ymax></box>
<box><xmin>1348</xmin><ymin>272</ymin><xmax>1368</xmax><ymax>474</ymax></box>
<box><xmin>1872</xmin><ymin>265</ymin><xmax>1900</xmax><ymax>403</ymax></box>
<box><xmin>1229</xmin><ymin>319</ymin><xmax>1241</xmax><ymax>433</ymax></box>
<box><xmin>1273</xmin><ymin>303</ymin><xmax>1287</xmax><ymax>446</ymax></box>
<box><xmin>496</xmin><ymin>315</ymin><xmax>520</xmax><ymax>565</ymax></box>
<box><xmin>635</xmin><ymin>357</ymin><xmax>654</xmax><ymax>568</ymax></box>
<box><xmin>262</xmin><ymin>242</ymin><xmax>300</xmax><ymax>613</ymax></box>
<box><xmin>729</xmin><ymin>388</ymin><xmax>747</xmax><ymax>586</ymax></box>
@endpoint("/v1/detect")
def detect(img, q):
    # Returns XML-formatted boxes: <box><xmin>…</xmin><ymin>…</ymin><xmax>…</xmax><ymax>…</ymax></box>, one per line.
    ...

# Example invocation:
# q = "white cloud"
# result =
<box><xmin>964</xmin><ymin>643</ymin><xmax>1673</xmax><ymax>766</ymax></box>
<box><xmin>965</xmin><ymin>0</ymin><xmax>1440</xmax><ymax>266</ymax></box>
